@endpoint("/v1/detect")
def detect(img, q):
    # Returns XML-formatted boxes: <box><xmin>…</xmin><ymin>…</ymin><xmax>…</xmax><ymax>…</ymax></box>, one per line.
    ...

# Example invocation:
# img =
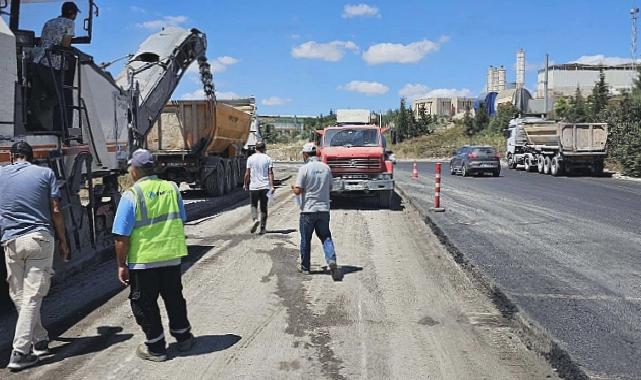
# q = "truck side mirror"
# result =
<box><xmin>502</xmin><ymin>129</ymin><xmax>511</xmax><ymax>138</ymax></box>
<box><xmin>451</xmin><ymin>150</ymin><xmax>457</xmax><ymax>156</ymax></box>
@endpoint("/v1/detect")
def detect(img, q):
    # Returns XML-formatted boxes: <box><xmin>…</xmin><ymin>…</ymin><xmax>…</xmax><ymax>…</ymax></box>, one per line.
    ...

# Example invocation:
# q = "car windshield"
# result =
<box><xmin>324</xmin><ymin>129</ymin><xmax>380</xmax><ymax>147</ymax></box>
<box><xmin>472</xmin><ymin>147</ymin><xmax>496</xmax><ymax>156</ymax></box>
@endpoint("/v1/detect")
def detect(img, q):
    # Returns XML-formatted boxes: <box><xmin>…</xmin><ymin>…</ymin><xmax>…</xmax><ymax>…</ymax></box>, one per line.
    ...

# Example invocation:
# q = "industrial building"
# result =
<box><xmin>486</xmin><ymin>65</ymin><xmax>507</xmax><ymax>93</ymax></box>
<box><xmin>536</xmin><ymin>63</ymin><xmax>637</xmax><ymax>98</ymax></box>
<box><xmin>412</xmin><ymin>97</ymin><xmax>475</xmax><ymax>118</ymax></box>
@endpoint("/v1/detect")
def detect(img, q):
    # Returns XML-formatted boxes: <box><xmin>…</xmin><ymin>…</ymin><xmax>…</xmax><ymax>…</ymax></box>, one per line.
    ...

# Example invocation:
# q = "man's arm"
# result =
<box><xmin>243</xmin><ymin>168</ymin><xmax>251</xmax><ymax>191</ymax></box>
<box><xmin>268</xmin><ymin>168</ymin><xmax>275</xmax><ymax>191</ymax></box>
<box><xmin>291</xmin><ymin>166</ymin><xmax>305</xmax><ymax>195</ymax></box>
<box><xmin>114</xmin><ymin>236</ymin><xmax>130</xmax><ymax>286</ymax></box>
<box><xmin>61</xmin><ymin>20</ymin><xmax>74</xmax><ymax>47</ymax></box>
<box><xmin>50</xmin><ymin>199</ymin><xmax>69</xmax><ymax>261</ymax></box>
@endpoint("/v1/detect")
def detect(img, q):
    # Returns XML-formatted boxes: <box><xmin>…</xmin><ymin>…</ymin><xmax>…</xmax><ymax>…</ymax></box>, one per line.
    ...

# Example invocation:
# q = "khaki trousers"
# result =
<box><xmin>3</xmin><ymin>231</ymin><xmax>54</xmax><ymax>354</ymax></box>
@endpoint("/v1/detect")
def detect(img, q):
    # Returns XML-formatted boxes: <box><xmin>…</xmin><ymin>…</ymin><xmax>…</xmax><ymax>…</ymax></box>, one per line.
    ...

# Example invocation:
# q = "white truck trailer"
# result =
<box><xmin>506</xmin><ymin>118</ymin><xmax>608</xmax><ymax>176</ymax></box>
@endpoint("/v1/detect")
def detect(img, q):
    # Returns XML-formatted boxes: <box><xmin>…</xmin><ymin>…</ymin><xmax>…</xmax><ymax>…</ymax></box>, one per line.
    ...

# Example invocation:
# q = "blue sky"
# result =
<box><xmin>7</xmin><ymin>0</ymin><xmax>638</xmax><ymax>115</ymax></box>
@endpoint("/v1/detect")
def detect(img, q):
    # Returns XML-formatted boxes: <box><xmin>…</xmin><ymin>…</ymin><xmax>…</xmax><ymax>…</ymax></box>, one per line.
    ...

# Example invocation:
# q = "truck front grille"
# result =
<box><xmin>327</xmin><ymin>158</ymin><xmax>381</xmax><ymax>169</ymax></box>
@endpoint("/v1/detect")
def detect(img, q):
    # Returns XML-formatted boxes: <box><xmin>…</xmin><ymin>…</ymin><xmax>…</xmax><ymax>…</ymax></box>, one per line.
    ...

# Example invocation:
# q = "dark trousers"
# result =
<box><xmin>299</xmin><ymin>212</ymin><xmax>337</xmax><ymax>271</ymax></box>
<box><xmin>250</xmin><ymin>189</ymin><xmax>269</xmax><ymax>229</ymax></box>
<box><xmin>129</xmin><ymin>265</ymin><xmax>191</xmax><ymax>353</ymax></box>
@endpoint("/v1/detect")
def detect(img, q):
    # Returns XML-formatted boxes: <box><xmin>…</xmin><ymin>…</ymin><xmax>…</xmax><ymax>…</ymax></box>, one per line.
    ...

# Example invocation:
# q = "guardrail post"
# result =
<box><xmin>430</xmin><ymin>162</ymin><xmax>445</xmax><ymax>212</ymax></box>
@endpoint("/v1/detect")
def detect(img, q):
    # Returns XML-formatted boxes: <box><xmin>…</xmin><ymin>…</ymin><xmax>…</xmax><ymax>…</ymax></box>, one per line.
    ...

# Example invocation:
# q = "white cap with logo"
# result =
<box><xmin>301</xmin><ymin>142</ymin><xmax>317</xmax><ymax>153</ymax></box>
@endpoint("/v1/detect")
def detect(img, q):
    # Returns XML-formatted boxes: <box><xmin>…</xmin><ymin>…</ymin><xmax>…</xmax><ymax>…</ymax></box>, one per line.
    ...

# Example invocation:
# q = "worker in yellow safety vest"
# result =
<box><xmin>112</xmin><ymin>149</ymin><xmax>194</xmax><ymax>362</ymax></box>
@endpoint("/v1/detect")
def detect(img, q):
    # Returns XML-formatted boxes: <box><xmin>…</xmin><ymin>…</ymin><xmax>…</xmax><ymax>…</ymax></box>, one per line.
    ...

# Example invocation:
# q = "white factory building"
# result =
<box><xmin>536</xmin><ymin>63</ymin><xmax>637</xmax><ymax>98</ymax></box>
<box><xmin>412</xmin><ymin>97</ymin><xmax>475</xmax><ymax>119</ymax></box>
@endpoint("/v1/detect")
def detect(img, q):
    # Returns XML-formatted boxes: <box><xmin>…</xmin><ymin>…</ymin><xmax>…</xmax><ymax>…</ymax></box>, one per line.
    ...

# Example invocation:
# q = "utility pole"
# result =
<box><xmin>632</xmin><ymin>6</ymin><xmax>639</xmax><ymax>69</ymax></box>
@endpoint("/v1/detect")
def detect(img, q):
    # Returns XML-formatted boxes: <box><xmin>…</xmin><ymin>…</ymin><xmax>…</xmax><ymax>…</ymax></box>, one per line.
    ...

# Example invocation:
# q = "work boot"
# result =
<box><xmin>259</xmin><ymin>212</ymin><xmax>268</xmax><ymax>234</ymax></box>
<box><xmin>136</xmin><ymin>344</ymin><xmax>167</xmax><ymax>362</ymax></box>
<box><xmin>328</xmin><ymin>262</ymin><xmax>343</xmax><ymax>281</ymax></box>
<box><xmin>7</xmin><ymin>350</ymin><xmax>38</xmax><ymax>371</ymax></box>
<box><xmin>33</xmin><ymin>340</ymin><xmax>50</xmax><ymax>356</ymax></box>
<box><xmin>250</xmin><ymin>207</ymin><xmax>260</xmax><ymax>233</ymax></box>
<box><xmin>298</xmin><ymin>267</ymin><xmax>310</xmax><ymax>275</ymax></box>
<box><xmin>176</xmin><ymin>334</ymin><xmax>195</xmax><ymax>352</ymax></box>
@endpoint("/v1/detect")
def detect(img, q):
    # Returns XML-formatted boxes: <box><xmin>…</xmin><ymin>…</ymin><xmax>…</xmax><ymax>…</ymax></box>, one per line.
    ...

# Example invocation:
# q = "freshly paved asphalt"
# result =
<box><xmin>395</xmin><ymin>161</ymin><xmax>641</xmax><ymax>379</ymax></box>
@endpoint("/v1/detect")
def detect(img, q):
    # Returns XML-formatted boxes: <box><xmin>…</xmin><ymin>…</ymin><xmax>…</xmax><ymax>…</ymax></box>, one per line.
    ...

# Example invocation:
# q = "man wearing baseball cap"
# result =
<box><xmin>291</xmin><ymin>143</ymin><xmax>342</xmax><ymax>281</ymax></box>
<box><xmin>0</xmin><ymin>142</ymin><xmax>69</xmax><ymax>370</ymax></box>
<box><xmin>112</xmin><ymin>149</ymin><xmax>194</xmax><ymax>362</ymax></box>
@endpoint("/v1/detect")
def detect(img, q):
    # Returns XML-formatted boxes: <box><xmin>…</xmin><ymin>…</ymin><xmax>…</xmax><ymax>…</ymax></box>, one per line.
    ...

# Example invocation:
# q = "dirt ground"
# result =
<box><xmin>6</xmin><ymin>167</ymin><xmax>558</xmax><ymax>379</ymax></box>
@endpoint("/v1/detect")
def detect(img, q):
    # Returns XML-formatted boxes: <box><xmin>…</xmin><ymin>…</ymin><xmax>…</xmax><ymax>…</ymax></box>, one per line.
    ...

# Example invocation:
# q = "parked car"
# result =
<box><xmin>450</xmin><ymin>145</ymin><xmax>501</xmax><ymax>177</ymax></box>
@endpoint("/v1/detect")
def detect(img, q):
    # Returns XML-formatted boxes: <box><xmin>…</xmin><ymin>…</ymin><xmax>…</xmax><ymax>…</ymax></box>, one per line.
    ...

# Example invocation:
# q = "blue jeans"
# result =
<box><xmin>299</xmin><ymin>212</ymin><xmax>337</xmax><ymax>271</ymax></box>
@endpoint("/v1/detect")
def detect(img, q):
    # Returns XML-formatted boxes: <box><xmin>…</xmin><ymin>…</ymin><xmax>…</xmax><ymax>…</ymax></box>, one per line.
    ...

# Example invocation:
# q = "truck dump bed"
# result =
<box><xmin>147</xmin><ymin>98</ymin><xmax>255</xmax><ymax>155</ymax></box>
<box><xmin>521</xmin><ymin>123</ymin><xmax>608</xmax><ymax>153</ymax></box>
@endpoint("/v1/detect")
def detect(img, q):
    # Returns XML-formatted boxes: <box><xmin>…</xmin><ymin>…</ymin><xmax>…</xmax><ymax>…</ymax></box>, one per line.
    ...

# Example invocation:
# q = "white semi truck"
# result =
<box><xmin>505</xmin><ymin>118</ymin><xmax>608</xmax><ymax>176</ymax></box>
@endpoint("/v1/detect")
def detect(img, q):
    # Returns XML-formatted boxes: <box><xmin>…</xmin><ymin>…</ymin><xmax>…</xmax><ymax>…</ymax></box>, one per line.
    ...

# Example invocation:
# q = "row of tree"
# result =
<box><xmin>393</xmin><ymin>99</ymin><xmax>440</xmax><ymax>143</ymax></box>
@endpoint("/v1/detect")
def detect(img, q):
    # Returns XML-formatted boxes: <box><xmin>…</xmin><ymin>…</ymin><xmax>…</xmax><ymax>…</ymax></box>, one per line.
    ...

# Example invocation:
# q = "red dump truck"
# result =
<box><xmin>146</xmin><ymin>98</ymin><xmax>257</xmax><ymax>196</ymax></box>
<box><xmin>316</xmin><ymin>109</ymin><xmax>395</xmax><ymax>208</ymax></box>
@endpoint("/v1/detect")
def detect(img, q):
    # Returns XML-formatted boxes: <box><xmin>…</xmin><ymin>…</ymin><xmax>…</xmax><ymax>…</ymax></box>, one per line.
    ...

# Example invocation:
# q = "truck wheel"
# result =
<box><xmin>215</xmin><ymin>162</ymin><xmax>226</xmax><ymax>196</ymax></box>
<box><xmin>537</xmin><ymin>156</ymin><xmax>545</xmax><ymax>173</ymax></box>
<box><xmin>551</xmin><ymin>157</ymin><xmax>562</xmax><ymax>176</ymax></box>
<box><xmin>524</xmin><ymin>157</ymin><xmax>532</xmax><ymax>172</ymax></box>
<box><xmin>205</xmin><ymin>175</ymin><xmax>217</xmax><ymax>197</ymax></box>
<box><xmin>507</xmin><ymin>154</ymin><xmax>517</xmax><ymax>169</ymax></box>
<box><xmin>378</xmin><ymin>190</ymin><xmax>393</xmax><ymax>209</ymax></box>
<box><xmin>592</xmin><ymin>161</ymin><xmax>604</xmax><ymax>177</ymax></box>
<box><xmin>461</xmin><ymin>164</ymin><xmax>469</xmax><ymax>177</ymax></box>
<box><xmin>225</xmin><ymin>161</ymin><xmax>234</xmax><ymax>193</ymax></box>
<box><xmin>543</xmin><ymin>156</ymin><xmax>551</xmax><ymax>175</ymax></box>
<box><xmin>232</xmin><ymin>159</ymin><xmax>241</xmax><ymax>186</ymax></box>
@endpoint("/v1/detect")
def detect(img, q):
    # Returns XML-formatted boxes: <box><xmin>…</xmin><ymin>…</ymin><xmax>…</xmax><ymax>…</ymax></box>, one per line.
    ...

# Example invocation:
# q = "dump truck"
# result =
<box><xmin>505</xmin><ymin>118</ymin><xmax>608</xmax><ymax>176</ymax></box>
<box><xmin>316</xmin><ymin>109</ymin><xmax>395</xmax><ymax>208</ymax></box>
<box><xmin>146</xmin><ymin>97</ymin><xmax>257</xmax><ymax>196</ymax></box>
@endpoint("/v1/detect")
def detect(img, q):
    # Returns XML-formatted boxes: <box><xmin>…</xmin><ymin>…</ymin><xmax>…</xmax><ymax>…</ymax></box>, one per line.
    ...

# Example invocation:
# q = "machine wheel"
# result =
<box><xmin>543</xmin><ymin>156</ymin><xmax>551</xmax><ymax>175</ymax></box>
<box><xmin>378</xmin><ymin>190</ymin><xmax>393</xmax><ymax>209</ymax></box>
<box><xmin>592</xmin><ymin>161</ymin><xmax>604</xmax><ymax>177</ymax></box>
<box><xmin>524</xmin><ymin>157</ymin><xmax>532</xmax><ymax>172</ymax></box>
<box><xmin>225</xmin><ymin>161</ymin><xmax>234</xmax><ymax>193</ymax></box>
<box><xmin>537</xmin><ymin>155</ymin><xmax>545</xmax><ymax>173</ymax></box>
<box><xmin>215</xmin><ymin>162</ymin><xmax>226</xmax><ymax>196</ymax></box>
<box><xmin>461</xmin><ymin>164</ymin><xmax>469</xmax><ymax>177</ymax></box>
<box><xmin>507</xmin><ymin>154</ymin><xmax>517</xmax><ymax>169</ymax></box>
<box><xmin>551</xmin><ymin>157</ymin><xmax>562</xmax><ymax>177</ymax></box>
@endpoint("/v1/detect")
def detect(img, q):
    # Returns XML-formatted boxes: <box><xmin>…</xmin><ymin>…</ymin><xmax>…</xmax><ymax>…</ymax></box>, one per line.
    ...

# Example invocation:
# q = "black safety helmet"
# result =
<box><xmin>62</xmin><ymin>2</ymin><xmax>81</xmax><ymax>17</ymax></box>
<box><xmin>10</xmin><ymin>141</ymin><xmax>33</xmax><ymax>162</ymax></box>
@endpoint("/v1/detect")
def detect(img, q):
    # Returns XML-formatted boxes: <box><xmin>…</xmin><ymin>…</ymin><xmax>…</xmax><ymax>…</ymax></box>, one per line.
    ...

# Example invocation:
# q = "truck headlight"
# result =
<box><xmin>377</xmin><ymin>173</ymin><xmax>392</xmax><ymax>180</ymax></box>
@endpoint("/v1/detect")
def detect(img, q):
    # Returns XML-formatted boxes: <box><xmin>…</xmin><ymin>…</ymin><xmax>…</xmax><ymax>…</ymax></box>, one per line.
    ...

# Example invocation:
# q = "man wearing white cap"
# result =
<box><xmin>291</xmin><ymin>143</ymin><xmax>342</xmax><ymax>281</ymax></box>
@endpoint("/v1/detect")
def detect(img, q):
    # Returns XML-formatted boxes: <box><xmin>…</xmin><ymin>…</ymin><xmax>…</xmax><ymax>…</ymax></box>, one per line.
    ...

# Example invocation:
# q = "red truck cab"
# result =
<box><xmin>317</xmin><ymin>124</ymin><xmax>395</xmax><ymax>208</ymax></box>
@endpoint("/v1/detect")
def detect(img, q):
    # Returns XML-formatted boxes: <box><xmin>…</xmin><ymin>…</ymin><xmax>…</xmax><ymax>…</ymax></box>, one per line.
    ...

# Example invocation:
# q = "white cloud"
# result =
<box><xmin>179</xmin><ymin>89</ymin><xmax>241</xmax><ymax>100</ymax></box>
<box><xmin>571</xmin><ymin>55</ymin><xmax>633</xmax><ymax>66</ymax></box>
<box><xmin>130</xmin><ymin>5</ymin><xmax>146</xmax><ymax>13</ymax></box>
<box><xmin>398</xmin><ymin>83</ymin><xmax>430</xmax><ymax>99</ymax></box>
<box><xmin>342</xmin><ymin>4</ymin><xmax>380</xmax><ymax>18</ymax></box>
<box><xmin>137</xmin><ymin>15</ymin><xmax>187</xmax><ymax>31</ymax></box>
<box><xmin>262</xmin><ymin>96</ymin><xmax>291</xmax><ymax>106</ymax></box>
<box><xmin>398</xmin><ymin>84</ymin><xmax>471</xmax><ymax>100</ymax></box>
<box><xmin>362</xmin><ymin>37</ymin><xmax>448</xmax><ymax>65</ymax></box>
<box><xmin>341</xmin><ymin>80</ymin><xmax>389</xmax><ymax>95</ymax></box>
<box><xmin>187</xmin><ymin>56</ymin><xmax>240</xmax><ymax>74</ymax></box>
<box><xmin>291</xmin><ymin>40</ymin><xmax>359</xmax><ymax>62</ymax></box>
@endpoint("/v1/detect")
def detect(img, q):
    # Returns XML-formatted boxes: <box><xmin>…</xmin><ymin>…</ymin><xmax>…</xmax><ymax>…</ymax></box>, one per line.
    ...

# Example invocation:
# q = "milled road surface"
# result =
<box><xmin>396</xmin><ymin>161</ymin><xmax>641</xmax><ymax>379</ymax></box>
<box><xmin>3</xmin><ymin>170</ymin><xmax>557</xmax><ymax>379</ymax></box>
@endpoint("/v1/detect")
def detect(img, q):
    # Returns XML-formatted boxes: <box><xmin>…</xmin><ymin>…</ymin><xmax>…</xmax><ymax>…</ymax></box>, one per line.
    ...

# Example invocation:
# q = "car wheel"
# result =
<box><xmin>450</xmin><ymin>164</ymin><xmax>456</xmax><ymax>175</ymax></box>
<box><xmin>492</xmin><ymin>170</ymin><xmax>500</xmax><ymax>177</ymax></box>
<box><xmin>461</xmin><ymin>164</ymin><xmax>469</xmax><ymax>177</ymax></box>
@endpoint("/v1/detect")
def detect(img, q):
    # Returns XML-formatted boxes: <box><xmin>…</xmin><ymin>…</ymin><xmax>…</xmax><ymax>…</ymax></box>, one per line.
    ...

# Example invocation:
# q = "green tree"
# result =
<box><xmin>417</xmin><ymin>105</ymin><xmax>434</xmax><ymax>135</ymax></box>
<box><xmin>397</xmin><ymin>98</ymin><xmax>409</xmax><ymax>142</ymax></box>
<box><xmin>473</xmin><ymin>103</ymin><xmax>490</xmax><ymax>134</ymax></box>
<box><xmin>490</xmin><ymin>103</ymin><xmax>519</xmax><ymax>133</ymax></box>
<box><xmin>554</xmin><ymin>96</ymin><xmax>570</xmax><ymax>120</ymax></box>
<box><xmin>462</xmin><ymin>110</ymin><xmax>475</xmax><ymax>136</ymax></box>
<box><xmin>591</xmin><ymin>70</ymin><xmax>609</xmax><ymax>118</ymax></box>
<box><xmin>568</xmin><ymin>87</ymin><xmax>588</xmax><ymax>122</ymax></box>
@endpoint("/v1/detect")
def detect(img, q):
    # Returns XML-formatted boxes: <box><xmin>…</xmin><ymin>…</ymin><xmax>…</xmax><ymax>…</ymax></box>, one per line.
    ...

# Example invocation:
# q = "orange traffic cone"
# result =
<box><xmin>411</xmin><ymin>161</ymin><xmax>419</xmax><ymax>179</ymax></box>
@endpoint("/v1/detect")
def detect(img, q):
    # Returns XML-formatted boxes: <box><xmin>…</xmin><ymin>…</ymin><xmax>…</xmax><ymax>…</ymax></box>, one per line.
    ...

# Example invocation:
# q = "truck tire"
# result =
<box><xmin>592</xmin><ymin>161</ymin><xmax>604</xmax><ymax>177</ymax></box>
<box><xmin>232</xmin><ymin>159</ymin><xmax>241</xmax><ymax>187</ymax></box>
<box><xmin>537</xmin><ymin>155</ymin><xmax>545</xmax><ymax>173</ymax></box>
<box><xmin>524</xmin><ymin>157</ymin><xmax>532</xmax><ymax>172</ymax></box>
<box><xmin>215</xmin><ymin>162</ymin><xmax>226</xmax><ymax>196</ymax></box>
<box><xmin>551</xmin><ymin>157</ymin><xmax>562</xmax><ymax>176</ymax></box>
<box><xmin>205</xmin><ymin>174</ymin><xmax>217</xmax><ymax>197</ymax></box>
<box><xmin>543</xmin><ymin>156</ymin><xmax>551</xmax><ymax>175</ymax></box>
<box><xmin>225</xmin><ymin>161</ymin><xmax>233</xmax><ymax>194</ymax></box>
<box><xmin>378</xmin><ymin>190</ymin><xmax>393</xmax><ymax>209</ymax></box>
<box><xmin>507</xmin><ymin>154</ymin><xmax>517</xmax><ymax>169</ymax></box>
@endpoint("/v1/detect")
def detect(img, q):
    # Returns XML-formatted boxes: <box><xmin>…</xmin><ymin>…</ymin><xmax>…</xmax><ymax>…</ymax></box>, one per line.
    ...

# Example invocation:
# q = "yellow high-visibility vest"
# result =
<box><xmin>128</xmin><ymin>177</ymin><xmax>187</xmax><ymax>264</ymax></box>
